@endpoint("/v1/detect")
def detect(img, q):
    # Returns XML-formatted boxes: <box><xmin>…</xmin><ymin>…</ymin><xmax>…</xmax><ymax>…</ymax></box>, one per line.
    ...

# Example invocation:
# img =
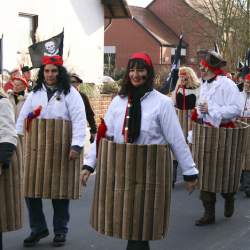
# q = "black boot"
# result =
<box><xmin>242</xmin><ymin>171</ymin><xmax>250</xmax><ymax>197</ymax></box>
<box><xmin>53</xmin><ymin>234</ymin><xmax>66</xmax><ymax>247</ymax></box>
<box><xmin>23</xmin><ymin>229</ymin><xmax>49</xmax><ymax>247</ymax></box>
<box><xmin>127</xmin><ymin>240</ymin><xmax>150</xmax><ymax>250</ymax></box>
<box><xmin>195</xmin><ymin>201</ymin><xmax>215</xmax><ymax>226</ymax></box>
<box><xmin>245</xmin><ymin>189</ymin><xmax>250</xmax><ymax>197</ymax></box>
<box><xmin>195</xmin><ymin>191</ymin><xmax>216</xmax><ymax>226</ymax></box>
<box><xmin>172</xmin><ymin>160</ymin><xmax>178</xmax><ymax>188</ymax></box>
<box><xmin>222</xmin><ymin>193</ymin><xmax>235</xmax><ymax>218</ymax></box>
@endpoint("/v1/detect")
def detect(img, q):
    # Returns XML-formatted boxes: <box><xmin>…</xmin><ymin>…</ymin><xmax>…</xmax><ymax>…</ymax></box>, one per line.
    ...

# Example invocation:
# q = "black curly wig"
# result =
<box><xmin>33</xmin><ymin>64</ymin><xmax>71</xmax><ymax>95</ymax></box>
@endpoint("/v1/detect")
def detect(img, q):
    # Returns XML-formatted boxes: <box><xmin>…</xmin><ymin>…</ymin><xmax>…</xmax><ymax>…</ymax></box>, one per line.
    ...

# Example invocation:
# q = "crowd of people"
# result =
<box><xmin>0</xmin><ymin>48</ymin><xmax>249</xmax><ymax>250</ymax></box>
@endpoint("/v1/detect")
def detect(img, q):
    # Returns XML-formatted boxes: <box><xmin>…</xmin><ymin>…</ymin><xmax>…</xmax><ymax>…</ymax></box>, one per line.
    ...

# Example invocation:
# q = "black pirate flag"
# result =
<box><xmin>29</xmin><ymin>31</ymin><xmax>64</xmax><ymax>68</ymax></box>
<box><xmin>160</xmin><ymin>34</ymin><xmax>183</xmax><ymax>94</ymax></box>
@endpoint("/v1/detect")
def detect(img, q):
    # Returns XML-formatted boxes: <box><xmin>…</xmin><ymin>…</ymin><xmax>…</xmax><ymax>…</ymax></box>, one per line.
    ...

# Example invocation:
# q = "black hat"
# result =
<box><xmin>206</xmin><ymin>50</ymin><xmax>226</xmax><ymax>68</ymax></box>
<box><xmin>71</xmin><ymin>73</ymin><xmax>83</xmax><ymax>83</ymax></box>
<box><xmin>198</xmin><ymin>49</ymin><xmax>226</xmax><ymax>68</ymax></box>
<box><xmin>21</xmin><ymin>66</ymin><xmax>33</xmax><ymax>73</ymax></box>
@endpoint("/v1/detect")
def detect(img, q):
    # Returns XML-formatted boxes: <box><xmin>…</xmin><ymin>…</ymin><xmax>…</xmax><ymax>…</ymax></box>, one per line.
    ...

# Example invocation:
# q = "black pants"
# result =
<box><xmin>25</xmin><ymin>198</ymin><xmax>70</xmax><ymax>235</ymax></box>
<box><xmin>241</xmin><ymin>170</ymin><xmax>250</xmax><ymax>191</ymax></box>
<box><xmin>127</xmin><ymin>240</ymin><xmax>150</xmax><ymax>250</ymax></box>
<box><xmin>200</xmin><ymin>190</ymin><xmax>235</xmax><ymax>202</ymax></box>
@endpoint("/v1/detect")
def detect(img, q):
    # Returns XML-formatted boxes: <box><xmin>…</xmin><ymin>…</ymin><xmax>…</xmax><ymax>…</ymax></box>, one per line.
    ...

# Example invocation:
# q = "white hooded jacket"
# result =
<box><xmin>16</xmin><ymin>84</ymin><xmax>86</xmax><ymax>147</ymax></box>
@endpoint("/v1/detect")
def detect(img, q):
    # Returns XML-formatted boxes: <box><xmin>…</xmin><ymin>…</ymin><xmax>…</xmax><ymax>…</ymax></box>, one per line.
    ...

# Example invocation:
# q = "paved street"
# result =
<box><xmin>3</xmin><ymin>176</ymin><xmax>250</xmax><ymax>250</ymax></box>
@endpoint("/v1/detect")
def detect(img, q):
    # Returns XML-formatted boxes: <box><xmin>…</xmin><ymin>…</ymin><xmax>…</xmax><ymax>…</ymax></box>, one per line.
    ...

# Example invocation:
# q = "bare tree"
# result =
<box><xmin>186</xmin><ymin>0</ymin><xmax>250</xmax><ymax>70</ymax></box>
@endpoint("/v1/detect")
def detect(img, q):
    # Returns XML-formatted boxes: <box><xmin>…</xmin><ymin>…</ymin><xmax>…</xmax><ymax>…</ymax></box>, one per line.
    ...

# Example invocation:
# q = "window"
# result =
<box><xmin>170</xmin><ymin>47</ymin><xmax>186</xmax><ymax>64</ymax></box>
<box><xmin>104</xmin><ymin>46</ymin><xmax>116</xmax><ymax>76</ymax></box>
<box><xmin>18</xmin><ymin>13</ymin><xmax>38</xmax><ymax>52</ymax></box>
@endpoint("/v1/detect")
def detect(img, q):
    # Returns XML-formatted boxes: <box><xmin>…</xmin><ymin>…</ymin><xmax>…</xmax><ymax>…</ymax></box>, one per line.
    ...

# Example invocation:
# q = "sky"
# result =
<box><xmin>126</xmin><ymin>0</ymin><xmax>153</xmax><ymax>7</ymax></box>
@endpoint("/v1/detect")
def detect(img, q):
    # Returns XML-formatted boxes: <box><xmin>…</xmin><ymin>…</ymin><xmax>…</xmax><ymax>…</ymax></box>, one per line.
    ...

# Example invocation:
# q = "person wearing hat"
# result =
<box><xmin>193</xmin><ymin>50</ymin><xmax>244</xmax><ymax>226</ymax></box>
<box><xmin>70</xmin><ymin>73</ymin><xmax>97</xmax><ymax>143</ymax></box>
<box><xmin>3</xmin><ymin>68</ymin><xmax>22</xmax><ymax>93</ymax></box>
<box><xmin>239</xmin><ymin>73</ymin><xmax>250</xmax><ymax>196</ymax></box>
<box><xmin>81</xmin><ymin>52</ymin><xmax>198</xmax><ymax>250</ymax></box>
<box><xmin>21</xmin><ymin>66</ymin><xmax>33</xmax><ymax>91</ymax></box>
<box><xmin>16</xmin><ymin>55</ymin><xmax>86</xmax><ymax>247</ymax></box>
<box><xmin>8</xmin><ymin>77</ymin><xmax>29</xmax><ymax>120</ymax></box>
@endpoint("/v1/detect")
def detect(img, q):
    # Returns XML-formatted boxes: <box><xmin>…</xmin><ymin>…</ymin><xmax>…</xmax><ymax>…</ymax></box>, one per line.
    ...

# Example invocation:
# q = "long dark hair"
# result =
<box><xmin>33</xmin><ymin>65</ymin><xmax>71</xmax><ymax>95</ymax></box>
<box><xmin>119</xmin><ymin>58</ymin><xmax>155</xmax><ymax>96</ymax></box>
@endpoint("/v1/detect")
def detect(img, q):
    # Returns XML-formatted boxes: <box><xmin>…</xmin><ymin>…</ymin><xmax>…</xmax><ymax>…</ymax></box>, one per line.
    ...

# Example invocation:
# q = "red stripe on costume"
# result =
<box><xmin>191</xmin><ymin>108</ymin><xmax>198</xmax><ymax>122</ymax></box>
<box><xmin>96</xmin><ymin>118</ymin><xmax>107</xmax><ymax>156</ymax></box>
<box><xmin>203</xmin><ymin>121</ymin><xmax>236</xmax><ymax>128</ymax></box>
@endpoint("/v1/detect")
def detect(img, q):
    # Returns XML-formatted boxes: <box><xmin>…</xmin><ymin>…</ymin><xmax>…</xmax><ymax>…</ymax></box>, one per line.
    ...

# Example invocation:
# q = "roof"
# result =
<box><xmin>129</xmin><ymin>6</ymin><xmax>187</xmax><ymax>47</ymax></box>
<box><xmin>102</xmin><ymin>0</ymin><xmax>131</xmax><ymax>18</ymax></box>
<box><xmin>184</xmin><ymin>0</ymin><xmax>218</xmax><ymax>19</ymax></box>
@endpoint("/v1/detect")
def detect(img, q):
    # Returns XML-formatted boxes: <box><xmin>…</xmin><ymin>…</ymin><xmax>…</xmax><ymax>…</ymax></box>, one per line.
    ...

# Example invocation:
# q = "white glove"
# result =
<box><xmin>187</xmin><ymin>130</ymin><xmax>193</xmax><ymax>144</ymax></box>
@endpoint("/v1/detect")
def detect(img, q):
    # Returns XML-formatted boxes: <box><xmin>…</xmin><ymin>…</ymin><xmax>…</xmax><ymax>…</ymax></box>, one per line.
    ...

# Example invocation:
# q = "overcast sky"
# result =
<box><xmin>126</xmin><ymin>0</ymin><xmax>153</xmax><ymax>7</ymax></box>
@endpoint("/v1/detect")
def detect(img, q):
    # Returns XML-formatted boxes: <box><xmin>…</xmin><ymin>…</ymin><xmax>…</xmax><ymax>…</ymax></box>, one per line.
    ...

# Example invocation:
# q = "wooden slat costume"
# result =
<box><xmin>192</xmin><ymin>121</ymin><xmax>248</xmax><ymax>193</ymax></box>
<box><xmin>90</xmin><ymin>139</ymin><xmax>172</xmax><ymax>241</ymax></box>
<box><xmin>0</xmin><ymin>90</ymin><xmax>23</xmax><ymax>249</ymax></box>
<box><xmin>0</xmin><ymin>141</ymin><xmax>23</xmax><ymax>232</ymax></box>
<box><xmin>83</xmin><ymin>53</ymin><xmax>198</xmax><ymax>250</ymax></box>
<box><xmin>23</xmin><ymin>119</ymin><xmax>83</xmax><ymax>200</ymax></box>
<box><xmin>238</xmin><ymin>118</ymin><xmax>250</xmax><ymax>171</ymax></box>
<box><xmin>176</xmin><ymin>109</ymin><xmax>192</xmax><ymax>141</ymax></box>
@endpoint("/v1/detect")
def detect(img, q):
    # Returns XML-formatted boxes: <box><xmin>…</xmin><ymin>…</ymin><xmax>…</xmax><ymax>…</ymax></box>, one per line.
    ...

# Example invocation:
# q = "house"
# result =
<box><xmin>104</xmin><ymin>0</ymin><xmax>216</xmax><ymax>72</ymax></box>
<box><xmin>0</xmin><ymin>0</ymin><xmax>130</xmax><ymax>83</ymax></box>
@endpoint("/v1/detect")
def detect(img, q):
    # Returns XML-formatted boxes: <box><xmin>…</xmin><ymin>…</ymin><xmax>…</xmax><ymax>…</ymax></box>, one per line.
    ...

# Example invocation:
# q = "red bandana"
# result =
<box><xmin>245</xmin><ymin>74</ymin><xmax>250</xmax><ymax>81</ymax></box>
<box><xmin>130</xmin><ymin>52</ymin><xmax>152</xmax><ymax>66</ymax></box>
<box><xmin>42</xmin><ymin>55</ymin><xmax>63</xmax><ymax>66</ymax></box>
<box><xmin>200</xmin><ymin>59</ymin><xmax>225</xmax><ymax>76</ymax></box>
<box><xmin>12</xmin><ymin>77</ymin><xmax>29</xmax><ymax>88</ymax></box>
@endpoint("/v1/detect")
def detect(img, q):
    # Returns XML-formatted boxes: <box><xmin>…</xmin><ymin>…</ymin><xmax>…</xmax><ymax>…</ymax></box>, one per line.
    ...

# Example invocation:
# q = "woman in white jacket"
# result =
<box><xmin>81</xmin><ymin>52</ymin><xmax>198</xmax><ymax>250</ymax></box>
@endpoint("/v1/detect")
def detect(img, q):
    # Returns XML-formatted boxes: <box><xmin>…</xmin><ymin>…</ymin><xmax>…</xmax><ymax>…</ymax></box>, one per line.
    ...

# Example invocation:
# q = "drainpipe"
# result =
<box><xmin>105</xmin><ymin>18</ymin><xmax>112</xmax><ymax>31</ymax></box>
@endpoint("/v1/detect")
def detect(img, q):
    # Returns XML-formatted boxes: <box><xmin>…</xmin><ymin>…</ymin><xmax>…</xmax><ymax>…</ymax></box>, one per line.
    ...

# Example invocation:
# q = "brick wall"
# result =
<box><xmin>105</xmin><ymin>0</ymin><xmax>216</xmax><ymax>70</ymax></box>
<box><xmin>89</xmin><ymin>94</ymin><xmax>115</xmax><ymax>124</ymax></box>
<box><xmin>149</xmin><ymin>0</ymin><xmax>216</xmax><ymax>63</ymax></box>
<box><xmin>105</xmin><ymin>18</ymin><xmax>160</xmax><ymax>69</ymax></box>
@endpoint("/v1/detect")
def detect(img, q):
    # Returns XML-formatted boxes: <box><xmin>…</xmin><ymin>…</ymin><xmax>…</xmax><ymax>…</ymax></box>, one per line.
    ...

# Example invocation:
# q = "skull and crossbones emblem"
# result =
<box><xmin>44</xmin><ymin>41</ymin><xmax>59</xmax><ymax>56</ymax></box>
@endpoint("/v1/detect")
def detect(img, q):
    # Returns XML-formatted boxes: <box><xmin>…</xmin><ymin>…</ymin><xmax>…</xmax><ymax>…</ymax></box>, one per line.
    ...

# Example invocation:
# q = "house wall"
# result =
<box><xmin>0</xmin><ymin>0</ymin><xmax>104</xmax><ymax>83</ymax></box>
<box><xmin>105</xmin><ymin>0</ymin><xmax>216</xmax><ymax>71</ymax></box>
<box><xmin>149</xmin><ymin>0</ymin><xmax>216</xmax><ymax>65</ymax></box>
<box><xmin>105</xmin><ymin>18</ymin><xmax>160</xmax><ymax>69</ymax></box>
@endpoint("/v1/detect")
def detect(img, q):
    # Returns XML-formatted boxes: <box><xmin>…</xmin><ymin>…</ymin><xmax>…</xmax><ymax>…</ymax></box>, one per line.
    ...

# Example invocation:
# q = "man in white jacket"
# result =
<box><xmin>195</xmin><ymin>50</ymin><xmax>244</xmax><ymax>226</ymax></box>
<box><xmin>16</xmin><ymin>55</ymin><xmax>86</xmax><ymax>247</ymax></box>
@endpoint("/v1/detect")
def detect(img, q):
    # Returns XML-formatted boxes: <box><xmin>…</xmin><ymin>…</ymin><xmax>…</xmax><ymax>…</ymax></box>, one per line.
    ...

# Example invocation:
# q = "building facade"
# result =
<box><xmin>105</xmin><ymin>0</ymin><xmax>216</xmax><ymax>71</ymax></box>
<box><xmin>0</xmin><ymin>0</ymin><xmax>129</xmax><ymax>83</ymax></box>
